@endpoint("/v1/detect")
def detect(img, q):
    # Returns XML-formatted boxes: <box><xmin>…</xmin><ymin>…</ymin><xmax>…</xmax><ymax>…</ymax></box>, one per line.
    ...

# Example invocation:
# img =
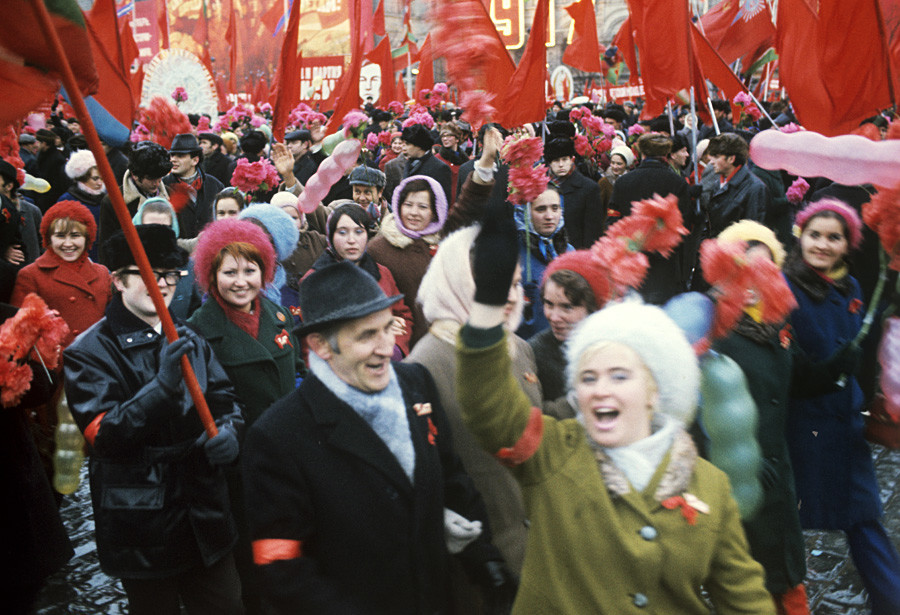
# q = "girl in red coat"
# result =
<box><xmin>11</xmin><ymin>200</ymin><xmax>111</xmax><ymax>346</ymax></box>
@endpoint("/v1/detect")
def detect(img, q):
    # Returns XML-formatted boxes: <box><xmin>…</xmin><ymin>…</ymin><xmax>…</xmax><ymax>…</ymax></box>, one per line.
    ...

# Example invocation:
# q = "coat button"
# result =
<box><xmin>639</xmin><ymin>526</ymin><xmax>657</xmax><ymax>541</ymax></box>
<box><xmin>69</xmin><ymin>296</ymin><xmax>76</xmax><ymax>302</ymax></box>
<box><xmin>126</xmin><ymin>337</ymin><xmax>133</xmax><ymax>343</ymax></box>
<box><xmin>633</xmin><ymin>593</ymin><xmax>649</xmax><ymax>608</ymax></box>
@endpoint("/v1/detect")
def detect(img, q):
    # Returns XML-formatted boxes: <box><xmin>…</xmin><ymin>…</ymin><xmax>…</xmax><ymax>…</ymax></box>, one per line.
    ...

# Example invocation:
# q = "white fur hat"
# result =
<box><xmin>609</xmin><ymin>145</ymin><xmax>635</xmax><ymax>168</ymax></box>
<box><xmin>65</xmin><ymin>149</ymin><xmax>97</xmax><ymax>180</ymax></box>
<box><xmin>566</xmin><ymin>300</ymin><xmax>700</xmax><ymax>425</ymax></box>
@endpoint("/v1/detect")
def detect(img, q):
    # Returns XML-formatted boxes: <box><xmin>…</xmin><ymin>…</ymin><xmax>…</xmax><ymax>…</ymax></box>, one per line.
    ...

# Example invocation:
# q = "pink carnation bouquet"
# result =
<box><xmin>230</xmin><ymin>158</ymin><xmax>281</xmax><ymax>198</ymax></box>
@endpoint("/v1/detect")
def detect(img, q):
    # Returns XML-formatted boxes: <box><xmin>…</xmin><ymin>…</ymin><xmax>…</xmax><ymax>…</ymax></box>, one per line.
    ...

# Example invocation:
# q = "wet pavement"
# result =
<box><xmin>34</xmin><ymin>445</ymin><xmax>900</xmax><ymax>614</ymax></box>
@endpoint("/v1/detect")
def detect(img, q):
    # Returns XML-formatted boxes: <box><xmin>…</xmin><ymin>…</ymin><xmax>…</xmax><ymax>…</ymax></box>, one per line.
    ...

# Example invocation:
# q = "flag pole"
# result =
<box><xmin>706</xmin><ymin>96</ymin><xmax>720</xmax><ymax>135</ymax></box>
<box><xmin>666</xmin><ymin>100</ymin><xmax>675</xmax><ymax>136</ymax></box>
<box><xmin>31</xmin><ymin>0</ymin><xmax>218</xmax><ymax>437</ymax></box>
<box><xmin>746</xmin><ymin>90</ymin><xmax>776</xmax><ymax>127</ymax></box>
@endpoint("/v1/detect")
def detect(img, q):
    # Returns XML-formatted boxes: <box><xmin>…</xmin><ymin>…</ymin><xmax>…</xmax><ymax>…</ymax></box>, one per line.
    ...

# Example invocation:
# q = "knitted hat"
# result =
<box><xmin>64</xmin><ymin>149</ymin><xmax>97</xmax><ymax>180</ymax></box>
<box><xmin>390</xmin><ymin>174</ymin><xmax>449</xmax><ymax>239</ymax></box>
<box><xmin>544</xmin><ymin>138</ymin><xmax>576</xmax><ymax>162</ymax></box>
<box><xmin>608</xmin><ymin>145</ymin><xmax>635</xmax><ymax>167</ymax></box>
<box><xmin>401</xmin><ymin>124</ymin><xmax>434</xmax><ymax>150</ymax></box>
<box><xmin>192</xmin><ymin>218</ymin><xmax>276</xmax><ymax>292</ymax></box>
<box><xmin>543</xmin><ymin>250</ymin><xmax>612</xmax><ymax>309</ymax></box>
<box><xmin>717</xmin><ymin>220</ymin><xmax>786</xmax><ymax>268</ymax></box>
<box><xmin>796</xmin><ymin>198</ymin><xmax>863</xmax><ymax>250</ymax></box>
<box><xmin>40</xmin><ymin>200</ymin><xmax>97</xmax><ymax>251</ymax></box>
<box><xmin>296</xmin><ymin>261</ymin><xmax>403</xmax><ymax>335</ymax></box>
<box><xmin>566</xmin><ymin>301</ymin><xmax>700</xmax><ymax>425</ymax></box>
<box><xmin>101</xmin><ymin>224</ymin><xmax>188</xmax><ymax>272</ymax></box>
<box><xmin>238</xmin><ymin>203</ymin><xmax>300</xmax><ymax>261</ymax></box>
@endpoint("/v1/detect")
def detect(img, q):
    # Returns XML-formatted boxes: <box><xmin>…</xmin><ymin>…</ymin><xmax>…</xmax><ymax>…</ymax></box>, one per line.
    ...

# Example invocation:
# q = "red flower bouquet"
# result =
<box><xmin>231</xmin><ymin>158</ymin><xmax>281</xmax><ymax>197</ymax></box>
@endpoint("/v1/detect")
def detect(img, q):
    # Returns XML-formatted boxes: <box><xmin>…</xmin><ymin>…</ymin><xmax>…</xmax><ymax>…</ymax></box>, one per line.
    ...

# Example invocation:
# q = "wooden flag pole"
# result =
<box><xmin>31</xmin><ymin>0</ymin><xmax>218</xmax><ymax>437</ymax></box>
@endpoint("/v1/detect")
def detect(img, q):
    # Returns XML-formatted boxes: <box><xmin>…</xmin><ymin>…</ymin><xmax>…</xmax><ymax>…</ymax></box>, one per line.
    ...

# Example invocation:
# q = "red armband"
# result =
<box><xmin>252</xmin><ymin>539</ymin><xmax>304</xmax><ymax>565</ymax></box>
<box><xmin>83</xmin><ymin>412</ymin><xmax>106</xmax><ymax>447</ymax></box>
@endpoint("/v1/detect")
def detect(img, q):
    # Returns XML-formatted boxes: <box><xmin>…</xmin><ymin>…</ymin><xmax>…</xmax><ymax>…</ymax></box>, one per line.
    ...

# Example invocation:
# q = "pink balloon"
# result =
<box><xmin>879</xmin><ymin>316</ymin><xmax>900</xmax><ymax>418</ymax></box>
<box><xmin>297</xmin><ymin>175</ymin><xmax>329</xmax><ymax>213</ymax></box>
<box><xmin>749</xmin><ymin>130</ymin><xmax>900</xmax><ymax>187</ymax></box>
<box><xmin>332</xmin><ymin>139</ymin><xmax>362</xmax><ymax>172</ymax></box>
<box><xmin>317</xmin><ymin>158</ymin><xmax>344</xmax><ymax>186</ymax></box>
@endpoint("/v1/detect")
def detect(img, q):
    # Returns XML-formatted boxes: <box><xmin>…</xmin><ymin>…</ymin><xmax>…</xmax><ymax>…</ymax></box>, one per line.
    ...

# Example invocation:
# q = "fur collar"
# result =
<box><xmin>591</xmin><ymin>421</ymin><xmax>698</xmax><ymax>502</ymax></box>
<box><xmin>378</xmin><ymin>212</ymin><xmax>440</xmax><ymax>249</ymax></box>
<box><xmin>122</xmin><ymin>170</ymin><xmax>168</xmax><ymax>206</ymax></box>
<box><xmin>784</xmin><ymin>248</ymin><xmax>853</xmax><ymax>302</ymax></box>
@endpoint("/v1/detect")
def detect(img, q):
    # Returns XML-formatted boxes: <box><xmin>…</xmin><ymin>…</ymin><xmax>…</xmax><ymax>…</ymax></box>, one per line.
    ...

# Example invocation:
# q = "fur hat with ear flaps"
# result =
<box><xmin>566</xmin><ymin>301</ymin><xmax>700</xmax><ymax>425</ymax></box>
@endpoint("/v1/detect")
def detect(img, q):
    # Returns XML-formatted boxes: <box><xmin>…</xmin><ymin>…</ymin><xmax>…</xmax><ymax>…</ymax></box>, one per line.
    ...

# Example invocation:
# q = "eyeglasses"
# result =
<box><xmin>120</xmin><ymin>269</ymin><xmax>185</xmax><ymax>286</ymax></box>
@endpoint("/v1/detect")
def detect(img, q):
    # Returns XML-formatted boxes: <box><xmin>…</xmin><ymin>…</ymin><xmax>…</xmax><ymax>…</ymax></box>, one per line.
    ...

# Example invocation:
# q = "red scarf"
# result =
<box><xmin>213</xmin><ymin>291</ymin><xmax>260</xmax><ymax>339</ymax></box>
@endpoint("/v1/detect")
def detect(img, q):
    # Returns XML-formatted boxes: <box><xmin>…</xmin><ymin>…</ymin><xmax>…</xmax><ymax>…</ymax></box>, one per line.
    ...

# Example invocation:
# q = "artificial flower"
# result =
<box><xmin>171</xmin><ymin>86</ymin><xmax>188</xmax><ymax>103</ymax></box>
<box><xmin>786</xmin><ymin>177</ymin><xmax>809</xmax><ymax>204</ymax></box>
<box><xmin>342</xmin><ymin>110</ymin><xmax>369</xmax><ymax>140</ymax></box>
<box><xmin>231</xmin><ymin>158</ymin><xmax>281</xmax><ymax>195</ymax></box>
<box><xmin>460</xmin><ymin>90</ymin><xmax>496</xmax><ymax>131</ymax></box>
<box><xmin>863</xmin><ymin>183</ymin><xmax>900</xmax><ymax>270</ymax></box>
<box><xmin>500</xmin><ymin>135</ymin><xmax>543</xmax><ymax>168</ymax></box>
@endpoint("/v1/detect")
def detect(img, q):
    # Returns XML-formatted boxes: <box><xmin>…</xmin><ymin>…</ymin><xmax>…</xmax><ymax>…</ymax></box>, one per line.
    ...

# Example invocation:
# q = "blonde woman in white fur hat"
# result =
<box><xmin>455</xmin><ymin>201</ymin><xmax>774</xmax><ymax>614</ymax></box>
<box><xmin>59</xmin><ymin>149</ymin><xmax>105</xmax><ymax>259</ymax></box>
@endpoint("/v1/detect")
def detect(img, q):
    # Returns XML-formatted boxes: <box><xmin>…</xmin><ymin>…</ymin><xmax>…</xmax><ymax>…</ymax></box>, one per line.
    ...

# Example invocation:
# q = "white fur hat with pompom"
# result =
<box><xmin>65</xmin><ymin>149</ymin><xmax>97</xmax><ymax>180</ymax></box>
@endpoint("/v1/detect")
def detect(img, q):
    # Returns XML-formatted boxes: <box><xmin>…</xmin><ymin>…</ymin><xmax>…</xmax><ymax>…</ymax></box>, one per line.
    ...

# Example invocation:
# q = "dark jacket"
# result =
<box><xmin>404</xmin><ymin>152</ymin><xmax>452</xmax><ymax>204</ymax></box>
<box><xmin>200</xmin><ymin>150</ymin><xmax>233</xmax><ymax>187</ymax></box>
<box><xmin>384</xmin><ymin>154</ymin><xmax>407</xmax><ymax>204</ymax></box>
<box><xmin>702</xmin><ymin>163</ymin><xmax>769</xmax><ymax>239</ymax></box>
<box><xmin>292</xmin><ymin>153</ymin><xmax>318</xmax><ymax>186</ymax></box>
<box><xmin>98</xmin><ymin>171</ymin><xmax>170</xmax><ymax>257</ymax></box>
<box><xmin>34</xmin><ymin>147</ymin><xmax>69</xmax><ymax>212</ymax></box>
<box><xmin>554</xmin><ymin>169</ymin><xmax>605</xmax><ymax>249</ymax></box>
<box><xmin>63</xmin><ymin>295</ymin><xmax>244</xmax><ymax>578</ymax></box>
<box><xmin>611</xmin><ymin>158</ymin><xmax>694</xmax><ymax>304</ymax></box>
<box><xmin>163</xmin><ymin>169</ymin><xmax>225</xmax><ymax>239</ymax></box>
<box><xmin>241</xmin><ymin>362</ymin><xmax>501</xmax><ymax>614</ymax></box>
<box><xmin>713</xmin><ymin>318</ymin><xmax>807</xmax><ymax>594</ymax></box>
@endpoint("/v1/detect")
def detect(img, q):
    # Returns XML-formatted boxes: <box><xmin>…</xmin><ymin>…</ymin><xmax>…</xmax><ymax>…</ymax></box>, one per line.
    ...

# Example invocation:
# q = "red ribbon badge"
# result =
<box><xmin>662</xmin><ymin>496</ymin><xmax>698</xmax><ymax>525</ymax></box>
<box><xmin>274</xmin><ymin>329</ymin><xmax>293</xmax><ymax>349</ymax></box>
<box><xmin>427</xmin><ymin>417</ymin><xmax>438</xmax><ymax>445</ymax></box>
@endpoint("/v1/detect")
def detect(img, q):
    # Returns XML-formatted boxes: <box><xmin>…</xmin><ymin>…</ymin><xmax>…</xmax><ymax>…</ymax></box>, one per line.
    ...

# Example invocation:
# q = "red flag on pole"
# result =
<box><xmin>627</xmin><ymin>0</ymin><xmax>693</xmax><ymax>118</ymax></box>
<box><xmin>415</xmin><ymin>34</ymin><xmax>434</xmax><ymax>96</ymax></box>
<box><xmin>699</xmin><ymin>0</ymin><xmax>776</xmax><ymax>65</ymax></box>
<box><xmin>272</xmin><ymin>0</ymin><xmax>303</xmax><ymax>141</ymax></box>
<box><xmin>85</xmin><ymin>0</ymin><xmax>136</xmax><ymax>129</ymax></box>
<box><xmin>119</xmin><ymin>21</ymin><xmax>143</xmax><ymax>105</ymax></box>
<box><xmin>612</xmin><ymin>16</ymin><xmax>637</xmax><ymax>77</ymax></box>
<box><xmin>690</xmin><ymin>22</ymin><xmax>749</xmax><ymax>121</ymax></box>
<box><xmin>494</xmin><ymin>0</ymin><xmax>551</xmax><ymax>127</ymax></box>
<box><xmin>397</xmin><ymin>72</ymin><xmax>409</xmax><ymax>102</ymax></box>
<box><xmin>325</xmin><ymin>0</ymin><xmax>365</xmax><ymax>135</ymax></box>
<box><xmin>562</xmin><ymin>0</ymin><xmax>603</xmax><ymax>73</ymax></box>
<box><xmin>365</xmin><ymin>35</ymin><xmax>396</xmax><ymax>105</ymax></box>
<box><xmin>262</xmin><ymin>1</ymin><xmax>284</xmax><ymax>34</ymax></box>
<box><xmin>374</xmin><ymin>0</ymin><xmax>386</xmax><ymax>36</ymax></box>
<box><xmin>226</xmin><ymin>1</ymin><xmax>239</xmax><ymax>95</ymax></box>
<box><xmin>158</xmin><ymin>0</ymin><xmax>169</xmax><ymax>50</ymax></box>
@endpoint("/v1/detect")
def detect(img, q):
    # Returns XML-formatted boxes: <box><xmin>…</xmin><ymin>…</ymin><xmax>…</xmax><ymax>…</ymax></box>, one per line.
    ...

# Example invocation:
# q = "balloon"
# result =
<box><xmin>879</xmin><ymin>316</ymin><xmax>900</xmax><ymax>418</ymax></box>
<box><xmin>332</xmin><ymin>138</ymin><xmax>362</xmax><ymax>171</ymax></box>
<box><xmin>663</xmin><ymin>292</ymin><xmax>715</xmax><ymax>354</ymax></box>
<box><xmin>749</xmin><ymin>130</ymin><xmax>900</xmax><ymax>187</ymax></box>
<box><xmin>316</xmin><ymin>158</ymin><xmax>345</xmax><ymax>186</ymax></box>
<box><xmin>297</xmin><ymin>174</ymin><xmax>329</xmax><ymax>214</ymax></box>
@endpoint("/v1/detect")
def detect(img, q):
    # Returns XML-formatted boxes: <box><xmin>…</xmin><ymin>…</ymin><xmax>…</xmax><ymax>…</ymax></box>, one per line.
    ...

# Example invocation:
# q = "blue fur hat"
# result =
<box><xmin>238</xmin><ymin>203</ymin><xmax>299</xmax><ymax>261</ymax></box>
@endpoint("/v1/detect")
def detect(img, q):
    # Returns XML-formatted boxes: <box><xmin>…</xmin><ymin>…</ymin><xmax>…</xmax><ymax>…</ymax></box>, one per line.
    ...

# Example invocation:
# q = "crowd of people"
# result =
<box><xmin>5</xmin><ymin>90</ymin><xmax>900</xmax><ymax>615</ymax></box>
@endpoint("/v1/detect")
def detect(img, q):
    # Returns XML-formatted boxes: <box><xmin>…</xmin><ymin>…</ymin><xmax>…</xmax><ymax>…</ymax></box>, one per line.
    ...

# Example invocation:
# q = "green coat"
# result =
<box><xmin>713</xmin><ymin>322</ymin><xmax>807</xmax><ymax>595</ymax></box>
<box><xmin>188</xmin><ymin>295</ymin><xmax>302</xmax><ymax>427</ymax></box>
<box><xmin>457</xmin><ymin>333</ymin><xmax>774</xmax><ymax>615</ymax></box>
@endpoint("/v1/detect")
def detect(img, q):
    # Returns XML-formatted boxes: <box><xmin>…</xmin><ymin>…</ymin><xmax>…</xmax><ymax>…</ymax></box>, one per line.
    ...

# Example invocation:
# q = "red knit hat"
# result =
<box><xmin>542</xmin><ymin>250</ymin><xmax>612</xmax><ymax>309</ymax></box>
<box><xmin>40</xmin><ymin>200</ymin><xmax>97</xmax><ymax>251</ymax></box>
<box><xmin>192</xmin><ymin>218</ymin><xmax>276</xmax><ymax>292</ymax></box>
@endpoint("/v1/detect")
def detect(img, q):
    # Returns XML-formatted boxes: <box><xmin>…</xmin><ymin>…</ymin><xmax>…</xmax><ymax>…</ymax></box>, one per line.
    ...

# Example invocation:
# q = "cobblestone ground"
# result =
<box><xmin>34</xmin><ymin>446</ymin><xmax>900</xmax><ymax>614</ymax></box>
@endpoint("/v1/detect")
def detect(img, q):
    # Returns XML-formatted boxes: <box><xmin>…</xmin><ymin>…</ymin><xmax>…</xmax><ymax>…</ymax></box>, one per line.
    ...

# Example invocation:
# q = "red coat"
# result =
<box><xmin>11</xmin><ymin>251</ymin><xmax>112</xmax><ymax>346</ymax></box>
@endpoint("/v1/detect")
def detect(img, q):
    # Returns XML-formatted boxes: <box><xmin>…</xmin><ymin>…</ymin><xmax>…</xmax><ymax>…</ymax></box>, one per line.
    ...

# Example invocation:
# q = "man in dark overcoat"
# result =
<box><xmin>242</xmin><ymin>262</ymin><xmax>516</xmax><ymax>614</ymax></box>
<box><xmin>163</xmin><ymin>133</ymin><xmax>225</xmax><ymax>239</ymax></box>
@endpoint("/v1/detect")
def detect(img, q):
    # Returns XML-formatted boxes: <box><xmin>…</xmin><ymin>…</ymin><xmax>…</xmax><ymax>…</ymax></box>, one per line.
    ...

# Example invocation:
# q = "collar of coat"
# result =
<box><xmin>377</xmin><ymin>211</ymin><xmax>441</xmax><ymax>249</ymax></box>
<box><xmin>593</xmin><ymin>425</ymin><xmax>698</xmax><ymax>502</ymax></box>
<box><xmin>122</xmin><ymin>170</ymin><xmax>169</xmax><ymax>205</ymax></box>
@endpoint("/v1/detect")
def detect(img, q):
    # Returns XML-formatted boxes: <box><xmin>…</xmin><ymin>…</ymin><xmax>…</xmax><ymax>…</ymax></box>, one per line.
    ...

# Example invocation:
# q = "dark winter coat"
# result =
<box><xmin>702</xmin><ymin>163</ymin><xmax>769</xmax><ymax>239</ymax></box>
<box><xmin>98</xmin><ymin>171</ymin><xmax>170</xmax><ymax>256</ymax></box>
<box><xmin>554</xmin><ymin>169</ymin><xmax>605</xmax><ymax>249</ymax></box>
<box><xmin>404</xmin><ymin>151</ymin><xmax>452</xmax><ymax>204</ymax></box>
<box><xmin>63</xmin><ymin>295</ymin><xmax>244</xmax><ymax>578</ymax></box>
<box><xmin>611</xmin><ymin>158</ymin><xmax>694</xmax><ymax>304</ymax></box>
<box><xmin>713</xmin><ymin>318</ymin><xmax>807</xmax><ymax>594</ymax></box>
<box><xmin>785</xmin><ymin>267</ymin><xmax>882</xmax><ymax>529</ymax></box>
<box><xmin>200</xmin><ymin>150</ymin><xmax>233</xmax><ymax>187</ymax></box>
<box><xmin>241</xmin><ymin>362</ymin><xmax>501</xmax><ymax>614</ymax></box>
<box><xmin>163</xmin><ymin>169</ymin><xmax>225</xmax><ymax>239</ymax></box>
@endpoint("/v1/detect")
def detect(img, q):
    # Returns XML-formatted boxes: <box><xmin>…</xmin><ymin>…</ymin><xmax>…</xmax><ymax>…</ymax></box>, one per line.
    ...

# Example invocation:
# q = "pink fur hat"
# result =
<box><xmin>795</xmin><ymin>198</ymin><xmax>863</xmax><ymax>250</ymax></box>
<box><xmin>192</xmin><ymin>218</ymin><xmax>276</xmax><ymax>292</ymax></box>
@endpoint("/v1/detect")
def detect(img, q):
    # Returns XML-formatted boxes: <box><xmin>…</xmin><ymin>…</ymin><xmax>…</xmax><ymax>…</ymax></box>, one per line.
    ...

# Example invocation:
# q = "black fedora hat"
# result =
<box><xmin>169</xmin><ymin>133</ymin><xmax>202</xmax><ymax>156</ymax></box>
<box><xmin>295</xmin><ymin>261</ymin><xmax>403</xmax><ymax>336</ymax></box>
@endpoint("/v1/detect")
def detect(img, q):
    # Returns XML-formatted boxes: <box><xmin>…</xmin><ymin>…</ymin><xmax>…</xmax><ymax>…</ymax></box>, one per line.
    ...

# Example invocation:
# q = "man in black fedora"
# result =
<box><xmin>164</xmin><ymin>133</ymin><xmax>224</xmax><ymax>239</ymax></box>
<box><xmin>198</xmin><ymin>132</ymin><xmax>232</xmax><ymax>186</ymax></box>
<box><xmin>241</xmin><ymin>261</ymin><xmax>516</xmax><ymax>613</ymax></box>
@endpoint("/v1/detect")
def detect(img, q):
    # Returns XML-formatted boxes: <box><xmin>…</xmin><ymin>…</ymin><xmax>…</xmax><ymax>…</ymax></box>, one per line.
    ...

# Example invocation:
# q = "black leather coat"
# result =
<box><xmin>63</xmin><ymin>295</ymin><xmax>244</xmax><ymax>578</ymax></box>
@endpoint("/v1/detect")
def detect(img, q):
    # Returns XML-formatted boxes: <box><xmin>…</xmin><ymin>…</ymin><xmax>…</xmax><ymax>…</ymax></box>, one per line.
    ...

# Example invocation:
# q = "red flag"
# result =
<box><xmin>415</xmin><ymin>34</ymin><xmax>434</xmax><ymax>96</ymax></box>
<box><xmin>882</xmin><ymin>0</ymin><xmax>900</xmax><ymax>99</ymax></box>
<box><xmin>815</xmin><ymin>0</ymin><xmax>894</xmax><ymax>135</ymax></box>
<box><xmin>374</xmin><ymin>0</ymin><xmax>386</xmax><ymax>36</ymax></box>
<box><xmin>253</xmin><ymin>77</ymin><xmax>269</xmax><ymax>107</ymax></box>
<box><xmin>196</xmin><ymin>1</ymin><xmax>213</xmax><ymax>74</ymax></box>
<box><xmin>85</xmin><ymin>0</ymin><xmax>135</xmax><ymax>128</ymax></box>
<box><xmin>272</xmin><ymin>0</ymin><xmax>303</xmax><ymax>141</ymax></box>
<box><xmin>226</xmin><ymin>2</ymin><xmax>239</xmax><ymax>95</ymax></box>
<box><xmin>690</xmin><ymin>22</ymin><xmax>748</xmax><ymax>121</ymax></box>
<box><xmin>262</xmin><ymin>1</ymin><xmax>284</xmax><ymax>34</ymax></box>
<box><xmin>158</xmin><ymin>0</ymin><xmax>169</xmax><ymax>49</ymax></box>
<box><xmin>120</xmin><ymin>21</ymin><xmax>143</xmax><ymax>104</ymax></box>
<box><xmin>775</xmin><ymin>0</ymin><xmax>829</xmax><ymax>132</ymax></box>
<box><xmin>325</xmin><ymin>0</ymin><xmax>365</xmax><ymax>135</ymax></box>
<box><xmin>494</xmin><ymin>0</ymin><xmax>550</xmax><ymax>128</ymax></box>
<box><xmin>612</xmin><ymin>16</ymin><xmax>637</xmax><ymax>76</ymax></box>
<box><xmin>562</xmin><ymin>0</ymin><xmax>603</xmax><ymax>73</ymax></box>
<box><xmin>699</xmin><ymin>0</ymin><xmax>776</xmax><ymax>65</ymax></box>
<box><xmin>397</xmin><ymin>72</ymin><xmax>409</xmax><ymax>102</ymax></box>
<box><xmin>627</xmin><ymin>0</ymin><xmax>693</xmax><ymax>118</ymax></box>
<box><xmin>365</xmin><ymin>35</ymin><xmax>396</xmax><ymax>105</ymax></box>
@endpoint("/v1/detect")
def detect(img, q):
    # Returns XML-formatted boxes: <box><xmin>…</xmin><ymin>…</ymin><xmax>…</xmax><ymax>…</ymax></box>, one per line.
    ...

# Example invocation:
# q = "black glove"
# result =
<box><xmin>475</xmin><ymin>560</ymin><xmax>518</xmax><ymax>615</ymax></box>
<box><xmin>197</xmin><ymin>424</ymin><xmax>239</xmax><ymax>466</ymax></box>
<box><xmin>472</xmin><ymin>198</ymin><xmax>519</xmax><ymax>306</ymax></box>
<box><xmin>157</xmin><ymin>331</ymin><xmax>194</xmax><ymax>392</ymax></box>
<box><xmin>823</xmin><ymin>340</ymin><xmax>862</xmax><ymax>384</ymax></box>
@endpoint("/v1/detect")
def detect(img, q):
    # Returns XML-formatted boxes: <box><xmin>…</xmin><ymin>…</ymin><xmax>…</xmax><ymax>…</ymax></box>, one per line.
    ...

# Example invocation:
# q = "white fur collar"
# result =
<box><xmin>378</xmin><ymin>212</ymin><xmax>441</xmax><ymax>249</ymax></box>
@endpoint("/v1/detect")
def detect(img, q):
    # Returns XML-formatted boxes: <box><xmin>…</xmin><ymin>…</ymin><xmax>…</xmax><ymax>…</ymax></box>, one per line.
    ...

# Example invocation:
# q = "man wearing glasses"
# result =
<box><xmin>64</xmin><ymin>224</ymin><xmax>246</xmax><ymax>615</ymax></box>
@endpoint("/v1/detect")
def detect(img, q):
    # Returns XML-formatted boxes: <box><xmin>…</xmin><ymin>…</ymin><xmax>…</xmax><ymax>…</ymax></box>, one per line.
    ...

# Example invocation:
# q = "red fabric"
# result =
<box><xmin>157</xmin><ymin>0</ymin><xmax>169</xmax><ymax>49</ymax></box>
<box><xmin>690</xmin><ymin>22</ymin><xmax>748</xmax><ymax>121</ymax></box>
<box><xmin>84</xmin><ymin>412</ymin><xmax>106</xmax><ymax>447</ymax></box>
<box><xmin>883</xmin><ymin>0</ymin><xmax>900</xmax><ymax>104</ymax></box>
<box><xmin>612</xmin><ymin>16</ymin><xmax>637</xmax><ymax>77</ymax></box>
<box><xmin>226</xmin><ymin>1</ymin><xmax>239</xmax><ymax>95</ymax></box>
<box><xmin>252</xmin><ymin>77</ymin><xmax>269</xmax><ymax>107</ymax></box>
<box><xmin>373</xmin><ymin>0</ymin><xmax>386</xmax><ymax>36</ymax></box>
<box><xmin>699</xmin><ymin>0</ymin><xmax>775</xmax><ymax>65</ymax></box>
<box><xmin>494</xmin><ymin>407</ymin><xmax>544</xmax><ymax>467</ymax></box>
<box><xmin>814</xmin><ymin>0</ymin><xmax>894</xmax><ymax>136</ymax></box>
<box><xmin>272</xmin><ymin>0</ymin><xmax>304</xmax><ymax>141</ymax></box>
<box><xmin>661</xmin><ymin>495</ymin><xmax>698</xmax><ymax>525</ymax></box>
<box><xmin>365</xmin><ymin>36</ymin><xmax>396</xmax><ymax>106</ymax></box>
<box><xmin>775</xmin><ymin>0</ymin><xmax>831</xmax><ymax>133</ymax></box>
<box><xmin>396</xmin><ymin>72</ymin><xmax>409</xmax><ymax>102</ymax></box>
<box><xmin>375</xmin><ymin>262</ymin><xmax>413</xmax><ymax>356</ymax></box>
<box><xmin>253</xmin><ymin>539</ymin><xmax>303</xmax><ymax>565</ymax></box>
<box><xmin>414</xmin><ymin>34</ymin><xmax>434</xmax><ymax>97</ymax></box>
<box><xmin>324</xmin><ymin>0</ymin><xmax>364</xmax><ymax>135</ymax></box>
<box><xmin>119</xmin><ymin>21</ymin><xmax>143</xmax><ymax>103</ymax></box>
<box><xmin>0</xmin><ymin>62</ymin><xmax>58</xmax><ymax>126</ymax></box>
<box><xmin>85</xmin><ymin>0</ymin><xmax>135</xmax><ymax>129</ymax></box>
<box><xmin>774</xmin><ymin>583</ymin><xmax>810</xmax><ymax>615</ymax></box>
<box><xmin>213</xmin><ymin>292</ymin><xmax>261</xmax><ymax>340</ymax></box>
<box><xmin>562</xmin><ymin>0</ymin><xmax>603</xmax><ymax>73</ymax></box>
<box><xmin>626</xmin><ymin>0</ymin><xmax>694</xmax><ymax>118</ymax></box>
<box><xmin>494</xmin><ymin>0</ymin><xmax>551</xmax><ymax>128</ymax></box>
<box><xmin>261</xmin><ymin>0</ymin><xmax>284</xmax><ymax>34</ymax></box>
